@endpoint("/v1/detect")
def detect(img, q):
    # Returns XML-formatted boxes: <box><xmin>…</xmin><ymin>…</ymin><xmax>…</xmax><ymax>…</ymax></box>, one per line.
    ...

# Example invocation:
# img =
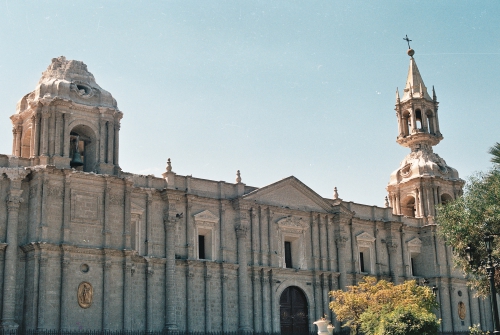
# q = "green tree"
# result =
<box><xmin>488</xmin><ymin>142</ymin><xmax>500</xmax><ymax>165</ymax></box>
<box><xmin>367</xmin><ymin>305</ymin><xmax>439</xmax><ymax>335</ymax></box>
<box><xmin>436</xmin><ymin>168</ymin><xmax>500</xmax><ymax>295</ymax></box>
<box><xmin>329</xmin><ymin>277</ymin><xmax>438</xmax><ymax>335</ymax></box>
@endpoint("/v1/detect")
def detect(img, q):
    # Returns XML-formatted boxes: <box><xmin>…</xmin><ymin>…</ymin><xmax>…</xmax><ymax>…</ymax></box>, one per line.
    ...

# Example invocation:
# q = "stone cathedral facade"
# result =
<box><xmin>0</xmin><ymin>51</ymin><xmax>493</xmax><ymax>333</ymax></box>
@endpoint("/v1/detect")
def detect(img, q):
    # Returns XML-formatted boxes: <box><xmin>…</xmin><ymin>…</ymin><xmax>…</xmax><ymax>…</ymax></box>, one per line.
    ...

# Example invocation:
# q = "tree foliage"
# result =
<box><xmin>488</xmin><ymin>142</ymin><xmax>500</xmax><ymax>165</ymax></box>
<box><xmin>436</xmin><ymin>168</ymin><xmax>500</xmax><ymax>295</ymax></box>
<box><xmin>329</xmin><ymin>277</ymin><xmax>439</xmax><ymax>335</ymax></box>
<box><xmin>366</xmin><ymin>305</ymin><xmax>440</xmax><ymax>335</ymax></box>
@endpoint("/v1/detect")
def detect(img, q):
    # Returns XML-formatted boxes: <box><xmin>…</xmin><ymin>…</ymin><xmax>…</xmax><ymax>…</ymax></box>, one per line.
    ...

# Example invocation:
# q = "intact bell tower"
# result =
<box><xmin>387</xmin><ymin>46</ymin><xmax>463</xmax><ymax>223</ymax></box>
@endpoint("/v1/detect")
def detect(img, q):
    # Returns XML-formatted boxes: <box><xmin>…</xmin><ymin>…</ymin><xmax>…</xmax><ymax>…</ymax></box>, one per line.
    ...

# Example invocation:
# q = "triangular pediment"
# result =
<box><xmin>131</xmin><ymin>202</ymin><xmax>145</xmax><ymax>215</ymax></box>
<box><xmin>407</xmin><ymin>237</ymin><xmax>422</xmax><ymax>247</ymax></box>
<box><xmin>356</xmin><ymin>232</ymin><xmax>376</xmax><ymax>242</ymax></box>
<box><xmin>194</xmin><ymin>210</ymin><xmax>219</xmax><ymax>223</ymax></box>
<box><xmin>242</xmin><ymin>176</ymin><xmax>333</xmax><ymax>213</ymax></box>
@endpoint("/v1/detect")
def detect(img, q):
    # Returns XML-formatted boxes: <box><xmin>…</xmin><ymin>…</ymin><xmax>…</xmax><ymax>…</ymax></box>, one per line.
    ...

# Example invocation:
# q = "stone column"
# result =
<box><xmin>314</xmin><ymin>278</ymin><xmax>321</xmax><ymax>320</ymax></box>
<box><xmin>252</xmin><ymin>268</ymin><xmax>261</xmax><ymax>332</ymax></box>
<box><xmin>145</xmin><ymin>192</ymin><xmax>152</xmax><ymax>255</ymax></box>
<box><xmin>38</xmin><ymin>175</ymin><xmax>49</xmax><ymax>241</ymax></box>
<box><xmin>41</xmin><ymin>110</ymin><xmax>50</xmax><ymax>156</ymax></box>
<box><xmin>13</xmin><ymin>127</ymin><xmax>21</xmax><ymax>156</ymax></box>
<box><xmin>327</xmin><ymin>217</ymin><xmax>336</xmax><ymax>271</ymax></box>
<box><xmin>62</xmin><ymin>113</ymin><xmax>70</xmax><ymax>158</ymax></box>
<box><xmin>261</xmin><ymin>273</ymin><xmax>271</xmax><ymax>332</ymax></box>
<box><xmin>31</xmin><ymin>114</ymin><xmax>39</xmax><ymax>157</ymax></box>
<box><xmin>311</xmin><ymin>214</ymin><xmax>320</xmax><ymax>270</ymax></box>
<box><xmin>102</xmin><ymin>258</ymin><xmax>112</xmax><ymax>330</ymax></box>
<box><xmin>319</xmin><ymin>216</ymin><xmax>327</xmax><ymax>270</ymax></box>
<box><xmin>186</xmin><ymin>199</ymin><xmax>194</xmax><ymax>259</ymax></box>
<box><xmin>11</xmin><ymin>128</ymin><xmax>16</xmax><ymax>156</ymax></box>
<box><xmin>103</xmin><ymin>183</ymin><xmax>112</xmax><ymax>247</ymax></box>
<box><xmin>0</xmin><ymin>243</ymin><xmax>5</xmax><ymax>319</ymax></box>
<box><xmin>113</xmin><ymin>121</ymin><xmax>120</xmax><ymax>166</ymax></box>
<box><xmin>415</xmin><ymin>188</ymin><xmax>421</xmax><ymax>217</ymax></box>
<box><xmin>426</xmin><ymin>187</ymin><xmax>434</xmax><ymax>216</ymax></box>
<box><xmin>99</xmin><ymin>119</ymin><xmax>107</xmax><ymax>163</ymax></box>
<box><xmin>395</xmin><ymin>193</ymin><xmax>401</xmax><ymax>215</ymax></box>
<box><xmin>164</xmin><ymin>217</ymin><xmax>178</xmax><ymax>331</ymax></box>
<box><xmin>434</xmin><ymin>107</ymin><xmax>441</xmax><ymax>134</ymax></box>
<box><xmin>123</xmin><ymin>184</ymin><xmax>132</xmax><ymax>249</ymax></box>
<box><xmin>336</xmin><ymin>234</ymin><xmax>348</xmax><ymax>290</ymax></box>
<box><xmin>1</xmin><ymin>182</ymin><xmax>24</xmax><ymax>330</ymax></box>
<box><xmin>29</xmin><ymin>114</ymin><xmax>38</xmax><ymax>157</ymax></box>
<box><xmin>107</xmin><ymin>121</ymin><xmax>114</xmax><ymax>164</ymax></box>
<box><xmin>221</xmin><ymin>272</ymin><xmax>229</xmax><ymax>332</ymax></box>
<box><xmin>186</xmin><ymin>265</ymin><xmax>194</xmax><ymax>332</ymax></box>
<box><xmin>59</xmin><ymin>250</ymin><xmax>71</xmax><ymax>330</ymax></box>
<box><xmin>410</xmin><ymin>109</ymin><xmax>417</xmax><ymax>133</ymax></box>
<box><xmin>48</xmin><ymin>108</ymin><xmax>55</xmax><ymax>156</ymax></box>
<box><xmin>322</xmin><ymin>274</ymin><xmax>329</xmax><ymax>318</ymax></box>
<box><xmin>55</xmin><ymin>112</ymin><xmax>62</xmax><ymax>156</ymax></box>
<box><xmin>204</xmin><ymin>265</ymin><xmax>212</xmax><ymax>332</ymax></box>
<box><xmin>251</xmin><ymin>208</ymin><xmax>259</xmax><ymax>265</ymax></box>
<box><xmin>418</xmin><ymin>186</ymin><xmax>424</xmax><ymax>217</ymax></box>
<box><xmin>146</xmin><ymin>261</ymin><xmax>154</xmax><ymax>332</ymax></box>
<box><xmin>270</xmin><ymin>271</ymin><xmax>277</xmax><ymax>333</ymax></box>
<box><xmin>236</xmin><ymin>226</ymin><xmax>252</xmax><ymax>332</ymax></box>
<box><xmin>260</xmin><ymin>207</ymin><xmax>269</xmax><ymax>266</ymax></box>
<box><xmin>61</xmin><ymin>173</ymin><xmax>71</xmax><ymax>243</ymax></box>
<box><xmin>387</xmin><ymin>241</ymin><xmax>400</xmax><ymax>284</ymax></box>
<box><xmin>266</xmin><ymin>209</ymin><xmax>273</xmax><ymax>266</ymax></box>
<box><xmin>123</xmin><ymin>254</ymin><xmax>133</xmax><ymax>331</ymax></box>
<box><xmin>37</xmin><ymin>254</ymin><xmax>49</xmax><ymax>330</ymax></box>
<box><xmin>422</xmin><ymin>110</ymin><xmax>429</xmax><ymax>131</ymax></box>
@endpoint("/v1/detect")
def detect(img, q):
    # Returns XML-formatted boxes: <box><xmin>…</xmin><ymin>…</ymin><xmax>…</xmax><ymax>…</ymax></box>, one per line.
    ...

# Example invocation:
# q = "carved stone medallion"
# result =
<box><xmin>77</xmin><ymin>281</ymin><xmax>93</xmax><ymax>308</ymax></box>
<box><xmin>458</xmin><ymin>301</ymin><xmax>466</xmax><ymax>320</ymax></box>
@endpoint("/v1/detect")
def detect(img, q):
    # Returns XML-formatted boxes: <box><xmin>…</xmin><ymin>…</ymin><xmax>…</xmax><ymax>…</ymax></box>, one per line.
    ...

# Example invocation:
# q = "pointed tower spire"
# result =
<box><xmin>401</xmin><ymin>53</ymin><xmax>432</xmax><ymax>102</ymax></box>
<box><xmin>396</xmin><ymin>88</ymin><xmax>400</xmax><ymax>103</ymax></box>
<box><xmin>432</xmin><ymin>85</ymin><xmax>437</xmax><ymax>101</ymax></box>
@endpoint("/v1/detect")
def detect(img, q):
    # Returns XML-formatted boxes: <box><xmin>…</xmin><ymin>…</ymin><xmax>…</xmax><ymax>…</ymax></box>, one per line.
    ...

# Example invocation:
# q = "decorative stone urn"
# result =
<box><xmin>313</xmin><ymin>318</ymin><xmax>330</xmax><ymax>335</ymax></box>
<box><xmin>327</xmin><ymin>323</ymin><xmax>335</xmax><ymax>335</ymax></box>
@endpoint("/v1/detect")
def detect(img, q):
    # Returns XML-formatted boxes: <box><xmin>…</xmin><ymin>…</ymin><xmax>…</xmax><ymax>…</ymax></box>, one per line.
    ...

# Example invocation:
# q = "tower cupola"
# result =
<box><xmin>9</xmin><ymin>56</ymin><xmax>122</xmax><ymax>175</ymax></box>
<box><xmin>395</xmin><ymin>48</ymin><xmax>442</xmax><ymax>150</ymax></box>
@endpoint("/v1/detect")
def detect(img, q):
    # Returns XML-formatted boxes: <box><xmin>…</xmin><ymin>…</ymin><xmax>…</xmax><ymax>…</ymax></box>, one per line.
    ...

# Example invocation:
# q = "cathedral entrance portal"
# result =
<box><xmin>280</xmin><ymin>286</ymin><xmax>309</xmax><ymax>334</ymax></box>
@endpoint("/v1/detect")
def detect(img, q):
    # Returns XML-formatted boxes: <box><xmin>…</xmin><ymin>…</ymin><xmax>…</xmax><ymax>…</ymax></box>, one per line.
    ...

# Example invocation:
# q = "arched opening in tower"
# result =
<box><xmin>441</xmin><ymin>193</ymin><xmax>454</xmax><ymax>205</ymax></box>
<box><xmin>69</xmin><ymin>124</ymin><xmax>97</xmax><ymax>172</ymax></box>
<box><xmin>402</xmin><ymin>110</ymin><xmax>410</xmax><ymax>136</ymax></box>
<box><xmin>401</xmin><ymin>195</ymin><xmax>416</xmax><ymax>217</ymax></box>
<box><xmin>415</xmin><ymin>109</ymin><xmax>423</xmax><ymax>131</ymax></box>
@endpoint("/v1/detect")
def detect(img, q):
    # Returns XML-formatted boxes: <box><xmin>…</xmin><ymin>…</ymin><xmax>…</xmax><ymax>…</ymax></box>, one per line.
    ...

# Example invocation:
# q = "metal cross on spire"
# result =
<box><xmin>403</xmin><ymin>35</ymin><xmax>412</xmax><ymax>49</ymax></box>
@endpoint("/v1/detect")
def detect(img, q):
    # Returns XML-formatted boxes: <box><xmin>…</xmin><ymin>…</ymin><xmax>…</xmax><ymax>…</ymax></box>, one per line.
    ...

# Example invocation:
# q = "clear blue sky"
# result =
<box><xmin>1</xmin><ymin>1</ymin><xmax>499</xmax><ymax>206</ymax></box>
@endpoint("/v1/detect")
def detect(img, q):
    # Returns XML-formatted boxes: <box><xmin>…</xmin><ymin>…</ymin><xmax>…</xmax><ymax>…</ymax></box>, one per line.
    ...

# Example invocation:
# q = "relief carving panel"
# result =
<box><xmin>71</xmin><ymin>190</ymin><xmax>101</xmax><ymax>224</ymax></box>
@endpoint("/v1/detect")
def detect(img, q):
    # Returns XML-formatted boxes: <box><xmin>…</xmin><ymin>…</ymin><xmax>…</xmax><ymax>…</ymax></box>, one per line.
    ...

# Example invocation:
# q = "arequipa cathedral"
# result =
<box><xmin>0</xmin><ymin>48</ymin><xmax>493</xmax><ymax>333</ymax></box>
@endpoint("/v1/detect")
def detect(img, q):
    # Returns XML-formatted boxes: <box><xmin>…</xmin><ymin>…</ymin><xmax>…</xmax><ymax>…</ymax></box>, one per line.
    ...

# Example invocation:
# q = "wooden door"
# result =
<box><xmin>280</xmin><ymin>286</ymin><xmax>309</xmax><ymax>334</ymax></box>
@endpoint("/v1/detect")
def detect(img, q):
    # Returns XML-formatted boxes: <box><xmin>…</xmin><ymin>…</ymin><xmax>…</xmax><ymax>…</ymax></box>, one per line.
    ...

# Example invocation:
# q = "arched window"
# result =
<box><xmin>401</xmin><ymin>195</ymin><xmax>416</xmax><ymax>217</ymax></box>
<box><xmin>415</xmin><ymin>109</ymin><xmax>423</xmax><ymax>130</ymax></box>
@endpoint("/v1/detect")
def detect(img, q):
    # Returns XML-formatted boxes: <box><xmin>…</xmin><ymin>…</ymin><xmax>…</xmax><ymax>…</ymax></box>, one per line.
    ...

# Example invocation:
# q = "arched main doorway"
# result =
<box><xmin>280</xmin><ymin>286</ymin><xmax>309</xmax><ymax>334</ymax></box>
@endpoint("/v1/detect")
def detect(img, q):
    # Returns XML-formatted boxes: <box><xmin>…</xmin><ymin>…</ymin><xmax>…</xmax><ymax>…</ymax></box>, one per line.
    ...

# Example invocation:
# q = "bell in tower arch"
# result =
<box><xmin>69</xmin><ymin>125</ymin><xmax>96</xmax><ymax>172</ymax></box>
<box><xmin>70</xmin><ymin>136</ymin><xmax>84</xmax><ymax>168</ymax></box>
